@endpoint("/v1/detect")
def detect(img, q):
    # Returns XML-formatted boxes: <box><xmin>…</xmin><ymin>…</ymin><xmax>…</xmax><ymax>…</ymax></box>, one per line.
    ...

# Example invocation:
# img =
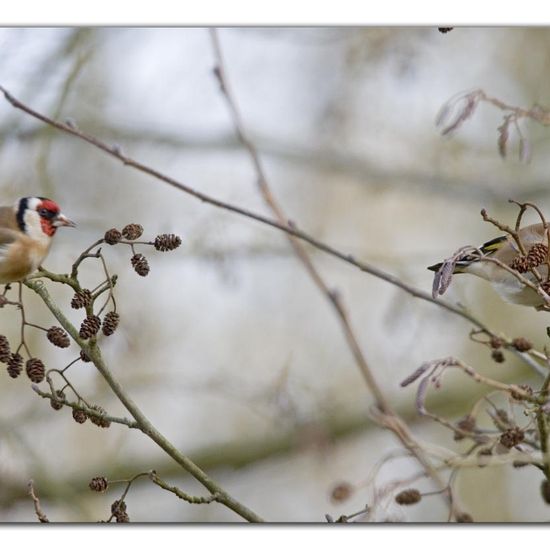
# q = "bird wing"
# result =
<box><xmin>0</xmin><ymin>228</ymin><xmax>17</xmax><ymax>258</ymax></box>
<box><xmin>479</xmin><ymin>235</ymin><xmax>508</xmax><ymax>255</ymax></box>
<box><xmin>0</xmin><ymin>206</ymin><xmax>18</xmax><ymax>231</ymax></box>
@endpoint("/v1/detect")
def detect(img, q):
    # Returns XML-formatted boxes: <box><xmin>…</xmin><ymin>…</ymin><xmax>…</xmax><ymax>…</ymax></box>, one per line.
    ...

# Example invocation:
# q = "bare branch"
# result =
<box><xmin>209</xmin><ymin>28</ymin><xmax>466</xmax><ymax>520</ymax></box>
<box><xmin>24</xmin><ymin>279</ymin><xmax>263</xmax><ymax>523</ymax></box>
<box><xmin>148</xmin><ymin>471</ymin><xmax>221</xmax><ymax>505</ymax></box>
<box><xmin>0</xmin><ymin>85</ymin><xmax>496</xmax><ymax>336</ymax></box>
<box><xmin>28</xmin><ymin>480</ymin><xmax>49</xmax><ymax>523</ymax></box>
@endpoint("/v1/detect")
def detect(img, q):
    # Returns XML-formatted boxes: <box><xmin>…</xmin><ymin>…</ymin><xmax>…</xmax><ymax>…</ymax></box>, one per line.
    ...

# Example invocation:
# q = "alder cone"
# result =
<box><xmin>79</xmin><ymin>315</ymin><xmax>101</xmax><ymax>339</ymax></box>
<box><xmin>25</xmin><ymin>358</ymin><xmax>45</xmax><ymax>383</ymax></box>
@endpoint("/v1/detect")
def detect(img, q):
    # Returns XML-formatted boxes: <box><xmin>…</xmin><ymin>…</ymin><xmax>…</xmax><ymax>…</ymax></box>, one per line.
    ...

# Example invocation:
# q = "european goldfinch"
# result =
<box><xmin>428</xmin><ymin>223</ymin><xmax>549</xmax><ymax>307</ymax></box>
<box><xmin>0</xmin><ymin>196</ymin><xmax>75</xmax><ymax>284</ymax></box>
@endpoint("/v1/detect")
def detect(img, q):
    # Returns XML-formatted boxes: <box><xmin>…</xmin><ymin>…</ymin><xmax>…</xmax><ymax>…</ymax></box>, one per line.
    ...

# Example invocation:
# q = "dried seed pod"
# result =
<box><xmin>511</xmin><ymin>337</ymin><xmax>532</xmax><ymax>352</ymax></box>
<box><xmin>499</xmin><ymin>427</ymin><xmax>525</xmax><ymax>449</ymax></box>
<box><xmin>437</xmin><ymin>92</ymin><xmax>480</xmax><ymax>136</ymax></box>
<box><xmin>509</xmin><ymin>255</ymin><xmax>530</xmax><ymax>273</ymax></box>
<box><xmin>102</xmin><ymin>312</ymin><xmax>120</xmax><ymax>336</ymax></box>
<box><xmin>395</xmin><ymin>489</ymin><xmax>421</xmax><ymax>505</ymax></box>
<box><xmin>131</xmin><ymin>254</ymin><xmax>150</xmax><ymax>277</ymax></box>
<box><xmin>491</xmin><ymin>350</ymin><xmax>505</xmax><ymax>363</ymax></box>
<box><xmin>104</xmin><ymin>228</ymin><xmax>122</xmax><ymax>245</ymax></box>
<box><xmin>0</xmin><ymin>335</ymin><xmax>10</xmax><ymax>362</ymax></box>
<box><xmin>115</xmin><ymin>511</ymin><xmax>130</xmax><ymax>523</ymax></box>
<box><xmin>526</xmin><ymin>243</ymin><xmax>549</xmax><ymax>268</ymax></box>
<box><xmin>50</xmin><ymin>390</ymin><xmax>66</xmax><ymax>411</ymax></box>
<box><xmin>47</xmin><ymin>326</ymin><xmax>70</xmax><ymax>348</ymax></box>
<box><xmin>111</xmin><ymin>499</ymin><xmax>129</xmax><ymax>522</ymax></box>
<box><xmin>6</xmin><ymin>352</ymin><xmax>23</xmax><ymax>378</ymax></box>
<box><xmin>330</xmin><ymin>482</ymin><xmax>354</xmax><ymax>503</ymax></box>
<box><xmin>154</xmin><ymin>233</ymin><xmax>181</xmax><ymax>252</ymax></box>
<box><xmin>89</xmin><ymin>405</ymin><xmax>111</xmax><ymax>428</ymax></box>
<box><xmin>71</xmin><ymin>289</ymin><xmax>92</xmax><ymax>309</ymax></box>
<box><xmin>79</xmin><ymin>315</ymin><xmax>101</xmax><ymax>339</ymax></box>
<box><xmin>80</xmin><ymin>349</ymin><xmax>91</xmax><ymax>363</ymax></box>
<box><xmin>121</xmin><ymin>223</ymin><xmax>143</xmax><ymax>240</ymax></box>
<box><xmin>111</xmin><ymin>499</ymin><xmax>127</xmax><ymax>515</ymax></box>
<box><xmin>72</xmin><ymin>408</ymin><xmax>88</xmax><ymax>424</ymax></box>
<box><xmin>25</xmin><ymin>358</ymin><xmax>45</xmax><ymax>383</ymax></box>
<box><xmin>89</xmin><ymin>477</ymin><xmax>108</xmax><ymax>492</ymax></box>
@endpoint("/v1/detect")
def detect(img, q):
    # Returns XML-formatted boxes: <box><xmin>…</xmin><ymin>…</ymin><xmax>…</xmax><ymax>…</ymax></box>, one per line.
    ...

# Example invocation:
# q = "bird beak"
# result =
<box><xmin>54</xmin><ymin>213</ymin><xmax>77</xmax><ymax>228</ymax></box>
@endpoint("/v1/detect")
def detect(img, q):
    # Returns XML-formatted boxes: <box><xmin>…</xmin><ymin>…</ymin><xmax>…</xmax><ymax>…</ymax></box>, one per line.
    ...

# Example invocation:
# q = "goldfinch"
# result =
<box><xmin>428</xmin><ymin>223</ymin><xmax>549</xmax><ymax>307</ymax></box>
<box><xmin>0</xmin><ymin>196</ymin><xmax>75</xmax><ymax>284</ymax></box>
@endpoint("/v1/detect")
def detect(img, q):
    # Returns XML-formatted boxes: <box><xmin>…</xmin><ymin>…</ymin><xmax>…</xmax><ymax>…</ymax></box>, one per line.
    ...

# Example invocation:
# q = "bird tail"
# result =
<box><xmin>427</xmin><ymin>235</ymin><xmax>507</xmax><ymax>274</ymax></box>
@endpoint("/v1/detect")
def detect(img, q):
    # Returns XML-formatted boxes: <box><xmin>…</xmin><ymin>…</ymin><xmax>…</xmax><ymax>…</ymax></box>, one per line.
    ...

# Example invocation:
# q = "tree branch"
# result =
<box><xmin>0</xmin><ymin>84</ymin><xmax>491</xmax><ymax>334</ymax></box>
<box><xmin>28</xmin><ymin>480</ymin><xmax>49</xmax><ymax>523</ymax></box>
<box><xmin>24</xmin><ymin>279</ymin><xmax>263</xmax><ymax>523</ymax></box>
<box><xmin>209</xmin><ymin>28</ymin><xmax>466</xmax><ymax>520</ymax></box>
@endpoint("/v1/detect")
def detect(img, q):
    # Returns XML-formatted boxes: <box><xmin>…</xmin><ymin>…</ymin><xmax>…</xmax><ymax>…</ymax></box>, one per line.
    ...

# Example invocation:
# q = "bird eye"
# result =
<box><xmin>38</xmin><ymin>208</ymin><xmax>54</xmax><ymax>219</ymax></box>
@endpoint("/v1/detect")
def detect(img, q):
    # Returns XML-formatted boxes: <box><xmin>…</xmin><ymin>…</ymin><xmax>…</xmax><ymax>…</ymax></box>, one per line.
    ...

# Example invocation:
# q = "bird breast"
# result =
<box><xmin>0</xmin><ymin>236</ymin><xmax>50</xmax><ymax>283</ymax></box>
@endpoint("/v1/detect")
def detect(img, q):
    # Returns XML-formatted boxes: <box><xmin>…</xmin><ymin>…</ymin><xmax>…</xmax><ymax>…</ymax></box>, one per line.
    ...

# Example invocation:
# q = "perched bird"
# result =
<box><xmin>0</xmin><ymin>196</ymin><xmax>75</xmax><ymax>284</ymax></box>
<box><xmin>428</xmin><ymin>223</ymin><xmax>549</xmax><ymax>307</ymax></box>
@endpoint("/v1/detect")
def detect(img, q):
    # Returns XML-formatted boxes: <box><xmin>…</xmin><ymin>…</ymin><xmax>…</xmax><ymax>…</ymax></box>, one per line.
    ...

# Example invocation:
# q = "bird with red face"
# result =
<box><xmin>0</xmin><ymin>197</ymin><xmax>75</xmax><ymax>284</ymax></box>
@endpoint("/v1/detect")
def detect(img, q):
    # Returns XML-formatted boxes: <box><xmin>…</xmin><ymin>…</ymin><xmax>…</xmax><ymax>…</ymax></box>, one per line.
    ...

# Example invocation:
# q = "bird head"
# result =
<box><xmin>15</xmin><ymin>197</ymin><xmax>76</xmax><ymax>241</ymax></box>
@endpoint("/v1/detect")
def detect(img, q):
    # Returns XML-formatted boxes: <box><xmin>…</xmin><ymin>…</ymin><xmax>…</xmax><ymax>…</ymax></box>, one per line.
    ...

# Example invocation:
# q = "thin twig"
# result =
<box><xmin>210</xmin><ymin>28</ymin><xmax>390</xmax><ymax>413</ymax></box>
<box><xmin>28</xmin><ymin>480</ymin><xmax>49</xmax><ymax>523</ymax></box>
<box><xmin>105</xmin><ymin>471</ymin><xmax>149</xmax><ymax>522</ymax></box>
<box><xmin>31</xmin><ymin>384</ymin><xmax>137</xmax><ymax>428</ymax></box>
<box><xmin>209</xmin><ymin>29</ymin><xmax>481</xmax><ymax>521</ymax></box>
<box><xmin>148</xmin><ymin>470</ymin><xmax>221</xmax><ymax>505</ymax></box>
<box><xmin>0</xmin><ymin>85</ymin><xmax>494</xmax><ymax>334</ymax></box>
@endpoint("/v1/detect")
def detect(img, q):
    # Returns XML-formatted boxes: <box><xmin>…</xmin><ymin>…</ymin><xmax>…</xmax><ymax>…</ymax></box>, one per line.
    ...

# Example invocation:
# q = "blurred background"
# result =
<box><xmin>0</xmin><ymin>27</ymin><xmax>549</xmax><ymax>522</ymax></box>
